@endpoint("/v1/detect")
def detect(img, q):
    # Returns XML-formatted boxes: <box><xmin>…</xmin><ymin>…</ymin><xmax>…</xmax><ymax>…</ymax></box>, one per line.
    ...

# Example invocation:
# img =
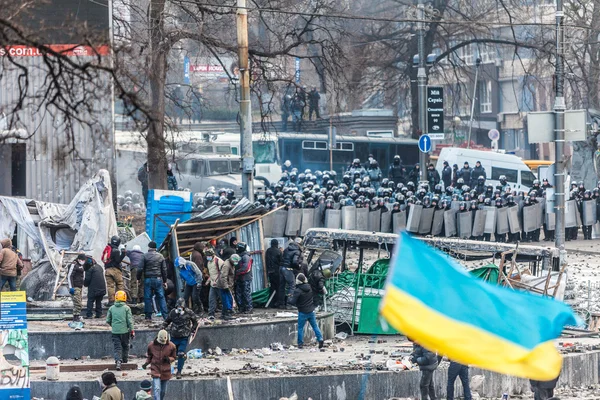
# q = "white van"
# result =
<box><xmin>435</xmin><ymin>148</ymin><xmax>536</xmax><ymax>193</ymax></box>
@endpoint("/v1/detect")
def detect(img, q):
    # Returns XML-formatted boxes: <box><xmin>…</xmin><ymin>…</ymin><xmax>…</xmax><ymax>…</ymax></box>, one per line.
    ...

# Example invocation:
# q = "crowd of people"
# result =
<box><xmin>281</xmin><ymin>86</ymin><xmax>321</xmax><ymax>132</ymax></box>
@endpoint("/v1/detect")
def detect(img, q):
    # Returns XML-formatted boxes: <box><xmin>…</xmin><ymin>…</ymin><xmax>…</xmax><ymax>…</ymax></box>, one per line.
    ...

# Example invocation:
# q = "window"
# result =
<box><xmin>521</xmin><ymin>170</ymin><xmax>536</xmax><ymax>188</ymax></box>
<box><xmin>335</xmin><ymin>142</ymin><xmax>354</xmax><ymax>151</ymax></box>
<box><xmin>491</xmin><ymin>166</ymin><xmax>518</xmax><ymax>183</ymax></box>
<box><xmin>479</xmin><ymin>80</ymin><xmax>492</xmax><ymax>113</ymax></box>
<box><xmin>231</xmin><ymin>160</ymin><xmax>241</xmax><ymax>172</ymax></box>
<box><xmin>208</xmin><ymin>160</ymin><xmax>230</xmax><ymax>175</ymax></box>
<box><xmin>253</xmin><ymin>141</ymin><xmax>277</xmax><ymax>163</ymax></box>
<box><xmin>302</xmin><ymin>140</ymin><xmax>328</xmax><ymax>150</ymax></box>
<box><xmin>216</xmin><ymin>145</ymin><xmax>231</xmax><ymax>154</ymax></box>
<box><xmin>190</xmin><ymin>160</ymin><xmax>204</xmax><ymax>176</ymax></box>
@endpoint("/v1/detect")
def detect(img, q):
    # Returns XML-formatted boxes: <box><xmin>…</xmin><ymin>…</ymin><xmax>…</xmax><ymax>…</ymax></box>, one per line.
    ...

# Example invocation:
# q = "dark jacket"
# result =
<box><xmin>442</xmin><ymin>165</ymin><xmax>452</xmax><ymax>187</ymax></box>
<box><xmin>84</xmin><ymin>263</ymin><xmax>107</xmax><ymax>298</ymax></box>
<box><xmin>105</xmin><ymin>244</ymin><xmax>126</xmax><ymax>269</ymax></box>
<box><xmin>282</xmin><ymin>242</ymin><xmax>302</xmax><ymax>270</ymax></box>
<box><xmin>458</xmin><ymin>167</ymin><xmax>472</xmax><ymax>183</ymax></box>
<box><xmin>289</xmin><ymin>283</ymin><xmax>315</xmax><ymax>313</ymax></box>
<box><xmin>235</xmin><ymin>251</ymin><xmax>252</xmax><ymax>282</ymax></box>
<box><xmin>265</xmin><ymin>245</ymin><xmax>282</xmax><ymax>274</ymax></box>
<box><xmin>389</xmin><ymin>164</ymin><xmax>404</xmax><ymax>181</ymax></box>
<box><xmin>163</xmin><ymin>308</ymin><xmax>198</xmax><ymax>339</ymax></box>
<box><xmin>137</xmin><ymin>249</ymin><xmax>167</xmax><ymax>281</ymax></box>
<box><xmin>308</xmin><ymin>264</ymin><xmax>325</xmax><ymax>296</ymax></box>
<box><xmin>126</xmin><ymin>250</ymin><xmax>144</xmax><ymax>269</ymax></box>
<box><xmin>67</xmin><ymin>262</ymin><xmax>85</xmax><ymax>289</ymax></box>
<box><xmin>470</xmin><ymin>166</ymin><xmax>486</xmax><ymax>186</ymax></box>
<box><xmin>427</xmin><ymin>169</ymin><xmax>440</xmax><ymax>187</ymax></box>
<box><xmin>221</xmin><ymin>246</ymin><xmax>236</xmax><ymax>261</ymax></box>
<box><xmin>191</xmin><ymin>244</ymin><xmax>207</xmax><ymax>282</ymax></box>
<box><xmin>411</xmin><ymin>344</ymin><xmax>438</xmax><ymax>371</ymax></box>
<box><xmin>145</xmin><ymin>340</ymin><xmax>177</xmax><ymax>381</ymax></box>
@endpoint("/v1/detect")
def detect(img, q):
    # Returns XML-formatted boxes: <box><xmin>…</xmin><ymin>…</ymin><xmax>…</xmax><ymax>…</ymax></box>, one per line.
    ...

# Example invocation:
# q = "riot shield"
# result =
<box><xmin>472</xmin><ymin>209</ymin><xmax>487</xmax><ymax>237</ymax></box>
<box><xmin>496</xmin><ymin>207</ymin><xmax>510</xmax><ymax>235</ymax></box>
<box><xmin>380</xmin><ymin>210</ymin><xmax>392</xmax><ymax>233</ymax></box>
<box><xmin>406</xmin><ymin>205</ymin><xmax>423</xmax><ymax>233</ymax></box>
<box><xmin>431</xmin><ymin>209</ymin><xmax>445</xmax><ymax>236</ymax></box>
<box><xmin>285</xmin><ymin>208</ymin><xmax>303</xmax><ymax>236</ymax></box>
<box><xmin>313</xmin><ymin>207</ymin><xmax>324</xmax><ymax>228</ymax></box>
<box><xmin>418</xmin><ymin>207</ymin><xmax>435</xmax><ymax>235</ymax></box>
<box><xmin>333</xmin><ymin>202</ymin><xmax>341</xmax><ymax>210</ymax></box>
<box><xmin>356</xmin><ymin>208</ymin><xmax>369</xmax><ymax>231</ymax></box>
<box><xmin>457</xmin><ymin>211</ymin><xmax>473</xmax><ymax>238</ymax></box>
<box><xmin>507</xmin><ymin>206</ymin><xmax>521</xmax><ymax>234</ymax></box>
<box><xmin>536</xmin><ymin>202</ymin><xmax>544</xmax><ymax>229</ymax></box>
<box><xmin>583</xmin><ymin>200</ymin><xmax>597</xmax><ymax>226</ymax></box>
<box><xmin>444</xmin><ymin>209</ymin><xmax>457</xmax><ymax>237</ymax></box>
<box><xmin>522</xmin><ymin>206</ymin><xmax>537</xmax><ymax>233</ymax></box>
<box><xmin>392</xmin><ymin>211</ymin><xmax>406</xmax><ymax>233</ymax></box>
<box><xmin>271</xmin><ymin>209</ymin><xmax>289</xmax><ymax>237</ymax></box>
<box><xmin>262</xmin><ymin>212</ymin><xmax>275</xmax><ymax>237</ymax></box>
<box><xmin>451</xmin><ymin>201</ymin><xmax>460</xmax><ymax>211</ymax></box>
<box><xmin>368</xmin><ymin>209</ymin><xmax>382</xmax><ymax>232</ymax></box>
<box><xmin>325</xmin><ymin>209</ymin><xmax>341</xmax><ymax>229</ymax></box>
<box><xmin>341</xmin><ymin>206</ymin><xmax>356</xmax><ymax>230</ymax></box>
<box><xmin>300</xmin><ymin>208</ymin><xmax>315</xmax><ymax>235</ymax></box>
<box><xmin>483</xmin><ymin>207</ymin><xmax>497</xmax><ymax>234</ymax></box>
<box><xmin>565</xmin><ymin>200</ymin><xmax>578</xmax><ymax>228</ymax></box>
<box><xmin>545</xmin><ymin>212</ymin><xmax>556</xmax><ymax>231</ymax></box>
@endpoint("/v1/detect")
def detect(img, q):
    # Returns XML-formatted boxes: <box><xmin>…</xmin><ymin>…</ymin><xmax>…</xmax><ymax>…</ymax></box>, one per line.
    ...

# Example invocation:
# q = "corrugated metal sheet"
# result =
<box><xmin>0</xmin><ymin>55</ymin><xmax>113</xmax><ymax>203</ymax></box>
<box><xmin>226</xmin><ymin>221</ymin><xmax>265</xmax><ymax>292</ymax></box>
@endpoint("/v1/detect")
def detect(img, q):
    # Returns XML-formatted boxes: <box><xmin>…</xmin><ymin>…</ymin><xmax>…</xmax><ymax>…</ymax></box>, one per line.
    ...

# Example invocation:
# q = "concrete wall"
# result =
<box><xmin>31</xmin><ymin>352</ymin><xmax>600</xmax><ymax>400</ymax></box>
<box><xmin>28</xmin><ymin>314</ymin><xmax>335</xmax><ymax>361</ymax></box>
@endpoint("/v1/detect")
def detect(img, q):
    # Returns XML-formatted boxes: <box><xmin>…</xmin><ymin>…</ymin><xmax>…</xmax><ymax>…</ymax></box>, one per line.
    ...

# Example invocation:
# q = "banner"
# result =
<box><xmin>0</xmin><ymin>291</ymin><xmax>29</xmax><ymax>400</ymax></box>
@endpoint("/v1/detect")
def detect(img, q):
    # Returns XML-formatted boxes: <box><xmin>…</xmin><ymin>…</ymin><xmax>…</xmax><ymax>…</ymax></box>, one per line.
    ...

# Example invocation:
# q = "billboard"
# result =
<box><xmin>0</xmin><ymin>292</ymin><xmax>30</xmax><ymax>400</ymax></box>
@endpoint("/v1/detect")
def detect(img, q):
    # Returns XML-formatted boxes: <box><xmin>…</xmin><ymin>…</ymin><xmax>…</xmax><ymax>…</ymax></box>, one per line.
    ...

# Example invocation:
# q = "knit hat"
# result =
<box><xmin>66</xmin><ymin>385</ymin><xmax>84</xmax><ymax>400</ymax></box>
<box><xmin>295</xmin><ymin>273</ymin><xmax>307</xmax><ymax>285</ymax></box>
<box><xmin>136</xmin><ymin>390</ymin><xmax>152</xmax><ymax>400</ymax></box>
<box><xmin>140</xmin><ymin>379</ymin><xmax>152</xmax><ymax>391</ymax></box>
<box><xmin>76</xmin><ymin>254</ymin><xmax>87</xmax><ymax>261</ymax></box>
<box><xmin>157</xmin><ymin>329</ymin><xmax>169</xmax><ymax>344</ymax></box>
<box><xmin>148</xmin><ymin>241</ymin><xmax>157</xmax><ymax>249</ymax></box>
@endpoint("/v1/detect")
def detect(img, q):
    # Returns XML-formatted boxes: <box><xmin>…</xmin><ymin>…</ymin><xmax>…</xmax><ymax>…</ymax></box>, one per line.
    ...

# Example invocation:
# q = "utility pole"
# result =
<box><xmin>554</xmin><ymin>0</ymin><xmax>566</xmax><ymax>264</ymax></box>
<box><xmin>467</xmin><ymin>58</ymin><xmax>481</xmax><ymax>149</ymax></box>
<box><xmin>417</xmin><ymin>0</ymin><xmax>428</xmax><ymax>179</ymax></box>
<box><xmin>237</xmin><ymin>0</ymin><xmax>254</xmax><ymax>201</ymax></box>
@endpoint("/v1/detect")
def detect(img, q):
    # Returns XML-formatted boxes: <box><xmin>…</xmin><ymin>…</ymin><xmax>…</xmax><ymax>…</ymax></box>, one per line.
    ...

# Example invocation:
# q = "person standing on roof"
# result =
<box><xmin>137</xmin><ymin>241</ymin><xmax>169</xmax><ymax>321</ymax></box>
<box><xmin>103</xmin><ymin>236</ymin><xmax>127</xmax><ymax>306</ymax></box>
<box><xmin>234</xmin><ymin>242</ymin><xmax>253</xmax><ymax>314</ymax></box>
<box><xmin>67</xmin><ymin>254</ymin><xmax>86</xmax><ymax>322</ymax></box>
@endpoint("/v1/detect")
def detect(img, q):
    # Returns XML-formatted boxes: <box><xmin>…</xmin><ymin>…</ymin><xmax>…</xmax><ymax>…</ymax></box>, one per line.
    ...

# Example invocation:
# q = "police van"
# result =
<box><xmin>435</xmin><ymin>148</ymin><xmax>536</xmax><ymax>193</ymax></box>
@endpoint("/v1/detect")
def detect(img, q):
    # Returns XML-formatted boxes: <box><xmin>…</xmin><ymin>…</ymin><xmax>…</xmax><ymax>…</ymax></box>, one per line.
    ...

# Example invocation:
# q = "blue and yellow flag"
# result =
<box><xmin>380</xmin><ymin>233</ymin><xmax>578</xmax><ymax>380</ymax></box>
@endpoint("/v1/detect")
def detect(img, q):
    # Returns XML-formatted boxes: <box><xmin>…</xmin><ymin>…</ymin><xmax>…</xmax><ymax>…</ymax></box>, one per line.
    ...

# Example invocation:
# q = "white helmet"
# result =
<box><xmin>284</xmin><ymin>160</ymin><xmax>291</xmax><ymax>167</ymax></box>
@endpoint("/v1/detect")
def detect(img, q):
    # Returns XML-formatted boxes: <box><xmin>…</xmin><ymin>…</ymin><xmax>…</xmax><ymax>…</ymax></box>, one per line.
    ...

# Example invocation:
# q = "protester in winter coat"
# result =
<box><xmin>447</xmin><ymin>360</ymin><xmax>472</xmax><ymax>400</ymax></box>
<box><xmin>175</xmin><ymin>256</ymin><xmax>202</xmax><ymax>314</ymax></box>
<box><xmin>132</xmin><ymin>380</ymin><xmax>152</xmax><ymax>400</ymax></box>
<box><xmin>0</xmin><ymin>238</ymin><xmax>23</xmax><ymax>291</ymax></box>
<box><xmin>104</xmin><ymin>236</ymin><xmax>126</xmax><ymax>306</ymax></box>
<box><xmin>234</xmin><ymin>242</ymin><xmax>253</xmax><ymax>314</ymax></box>
<box><xmin>221</xmin><ymin>237</ymin><xmax>237</xmax><ymax>260</ymax></box>
<box><xmin>308</xmin><ymin>261</ymin><xmax>327</xmax><ymax>308</ymax></box>
<box><xmin>100</xmin><ymin>372</ymin><xmax>124</xmax><ymax>400</ymax></box>
<box><xmin>137</xmin><ymin>241</ymin><xmax>168</xmax><ymax>320</ymax></box>
<box><xmin>410</xmin><ymin>342</ymin><xmax>439</xmax><ymax>400</ymax></box>
<box><xmin>68</xmin><ymin>254</ymin><xmax>86</xmax><ymax>322</ymax></box>
<box><xmin>210</xmin><ymin>251</ymin><xmax>236</xmax><ymax>320</ymax></box>
<box><xmin>279</xmin><ymin>238</ymin><xmax>303</xmax><ymax>307</ymax></box>
<box><xmin>289</xmin><ymin>273</ymin><xmax>324</xmax><ymax>349</ymax></box>
<box><xmin>66</xmin><ymin>385</ymin><xmax>84</xmax><ymax>400</ymax></box>
<box><xmin>142</xmin><ymin>329</ymin><xmax>176</xmax><ymax>400</ymax></box>
<box><xmin>163</xmin><ymin>298</ymin><xmax>198</xmax><ymax>379</ymax></box>
<box><xmin>126</xmin><ymin>245</ymin><xmax>145</xmax><ymax>303</ymax></box>
<box><xmin>191</xmin><ymin>241</ymin><xmax>210</xmax><ymax>312</ymax></box>
<box><xmin>84</xmin><ymin>258</ymin><xmax>107</xmax><ymax>318</ymax></box>
<box><xmin>265</xmin><ymin>239</ymin><xmax>282</xmax><ymax>308</ymax></box>
<box><xmin>106</xmin><ymin>291</ymin><xmax>135</xmax><ymax>371</ymax></box>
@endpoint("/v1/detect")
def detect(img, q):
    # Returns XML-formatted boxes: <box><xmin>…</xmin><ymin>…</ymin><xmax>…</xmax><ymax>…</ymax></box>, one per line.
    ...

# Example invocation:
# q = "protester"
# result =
<box><xmin>103</xmin><ymin>236</ymin><xmax>126</xmax><ymax>306</ymax></box>
<box><xmin>142</xmin><ymin>329</ymin><xmax>176</xmax><ymax>400</ymax></box>
<box><xmin>175</xmin><ymin>256</ymin><xmax>202</xmax><ymax>314</ymax></box>
<box><xmin>191</xmin><ymin>241</ymin><xmax>210</xmax><ymax>312</ymax></box>
<box><xmin>221</xmin><ymin>237</ymin><xmax>237</xmax><ymax>260</ymax></box>
<box><xmin>137</xmin><ymin>241</ymin><xmax>169</xmax><ymax>321</ymax></box>
<box><xmin>205</xmin><ymin>248</ymin><xmax>224</xmax><ymax>319</ymax></box>
<box><xmin>308</xmin><ymin>87</ymin><xmax>320</xmax><ymax>120</ymax></box>
<box><xmin>84</xmin><ymin>256</ymin><xmax>107</xmax><ymax>318</ymax></box>
<box><xmin>126</xmin><ymin>245</ymin><xmax>145</xmax><ymax>304</ymax></box>
<box><xmin>66</xmin><ymin>385</ymin><xmax>84</xmax><ymax>400</ymax></box>
<box><xmin>163</xmin><ymin>298</ymin><xmax>198</xmax><ymax>379</ymax></box>
<box><xmin>410</xmin><ymin>341</ymin><xmax>439</xmax><ymax>400</ymax></box>
<box><xmin>0</xmin><ymin>238</ymin><xmax>23</xmax><ymax>291</ymax></box>
<box><xmin>137</xmin><ymin>162</ymin><xmax>149</xmax><ymax>207</ymax></box>
<box><xmin>106</xmin><ymin>290</ymin><xmax>135</xmax><ymax>371</ymax></box>
<box><xmin>211</xmin><ymin>250</ymin><xmax>236</xmax><ymax>320</ymax></box>
<box><xmin>307</xmin><ymin>261</ymin><xmax>327</xmax><ymax>309</ymax></box>
<box><xmin>279</xmin><ymin>238</ymin><xmax>303</xmax><ymax>308</ymax></box>
<box><xmin>100</xmin><ymin>372</ymin><xmax>124</xmax><ymax>400</ymax></box>
<box><xmin>67</xmin><ymin>254</ymin><xmax>86</xmax><ymax>322</ymax></box>
<box><xmin>289</xmin><ymin>273</ymin><xmax>324</xmax><ymax>349</ymax></box>
<box><xmin>447</xmin><ymin>360</ymin><xmax>472</xmax><ymax>400</ymax></box>
<box><xmin>234</xmin><ymin>242</ymin><xmax>253</xmax><ymax>314</ymax></box>
<box><xmin>265</xmin><ymin>239</ymin><xmax>282</xmax><ymax>308</ymax></box>
<box><xmin>132</xmin><ymin>380</ymin><xmax>153</xmax><ymax>400</ymax></box>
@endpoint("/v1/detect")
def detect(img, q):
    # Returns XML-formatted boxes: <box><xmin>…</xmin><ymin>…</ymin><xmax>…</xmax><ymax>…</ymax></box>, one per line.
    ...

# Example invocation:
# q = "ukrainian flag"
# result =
<box><xmin>380</xmin><ymin>233</ymin><xmax>578</xmax><ymax>380</ymax></box>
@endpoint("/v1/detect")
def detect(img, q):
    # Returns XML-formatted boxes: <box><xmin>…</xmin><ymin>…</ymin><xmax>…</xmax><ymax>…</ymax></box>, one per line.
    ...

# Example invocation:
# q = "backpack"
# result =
<box><xmin>101</xmin><ymin>245</ymin><xmax>112</xmax><ymax>264</ymax></box>
<box><xmin>179</xmin><ymin>264</ymin><xmax>198</xmax><ymax>286</ymax></box>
